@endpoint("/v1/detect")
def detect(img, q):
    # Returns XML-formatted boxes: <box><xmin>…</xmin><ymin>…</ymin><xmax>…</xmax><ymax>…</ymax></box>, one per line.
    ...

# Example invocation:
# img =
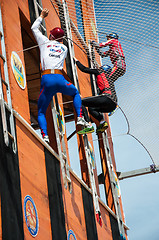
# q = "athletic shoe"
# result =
<box><xmin>77</xmin><ymin>126</ymin><xmax>94</xmax><ymax>135</ymax></box>
<box><xmin>77</xmin><ymin>117</ymin><xmax>89</xmax><ymax>127</ymax></box>
<box><xmin>96</xmin><ymin>122</ymin><xmax>108</xmax><ymax>133</ymax></box>
<box><xmin>43</xmin><ymin>135</ymin><xmax>50</xmax><ymax>144</ymax></box>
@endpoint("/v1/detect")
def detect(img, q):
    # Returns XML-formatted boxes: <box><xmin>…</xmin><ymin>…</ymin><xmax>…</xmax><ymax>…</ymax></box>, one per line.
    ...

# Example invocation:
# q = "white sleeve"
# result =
<box><xmin>64</xmin><ymin>47</ymin><xmax>68</xmax><ymax>59</ymax></box>
<box><xmin>31</xmin><ymin>17</ymin><xmax>48</xmax><ymax>45</ymax></box>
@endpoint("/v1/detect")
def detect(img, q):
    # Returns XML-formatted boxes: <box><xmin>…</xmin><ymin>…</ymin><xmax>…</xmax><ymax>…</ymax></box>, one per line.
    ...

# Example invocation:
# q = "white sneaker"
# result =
<box><xmin>77</xmin><ymin>117</ymin><xmax>89</xmax><ymax>127</ymax></box>
<box><xmin>43</xmin><ymin>135</ymin><xmax>50</xmax><ymax>144</ymax></box>
<box><xmin>85</xmin><ymin>121</ymin><xmax>93</xmax><ymax>129</ymax></box>
<box><xmin>77</xmin><ymin>117</ymin><xmax>85</xmax><ymax>126</ymax></box>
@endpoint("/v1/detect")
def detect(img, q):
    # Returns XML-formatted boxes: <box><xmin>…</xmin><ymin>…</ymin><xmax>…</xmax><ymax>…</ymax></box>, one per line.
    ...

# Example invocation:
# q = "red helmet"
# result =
<box><xmin>50</xmin><ymin>27</ymin><xmax>64</xmax><ymax>40</ymax></box>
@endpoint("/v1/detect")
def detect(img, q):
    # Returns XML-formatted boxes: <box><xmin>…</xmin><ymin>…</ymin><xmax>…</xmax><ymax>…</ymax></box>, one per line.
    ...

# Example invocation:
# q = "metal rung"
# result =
<box><xmin>66</xmin><ymin>175</ymin><xmax>71</xmax><ymax>183</ymax></box>
<box><xmin>36</xmin><ymin>1</ymin><xmax>42</xmax><ymax>10</ymax></box>
<box><xmin>58</xmin><ymin>131</ymin><xmax>62</xmax><ymax>136</ymax></box>
<box><xmin>58</xmin><ymin>131</ymin><xmax>64</xmax><ymax>136</ymax></box>
<box><xmin>8</xmin><ymin>131</ymin><xmax>14</xmax><ymax>141</ymax></box>
<box><xmin>55</xmin><ymin>110</ymin><xmax>59</xmax><ymax>115</ymax></box>
<box><xmin>40</xmin><ymin>24</ymin><xmax>46</xmax><ymax>32</ymax></box>
<box><xmin>4</xmin><ymin>102</ymin><xmax>12</xmax><ymax>112</ymax></box>
<box><xmin>0</xmin><ymin>98</ymin><xmax>9</xmax><ymax>146</ymax></box>
<box><xmin>62</xmin><ymin>152</ymin><xmax>67</xmax><ymax>160</ymax></box>
<box><xmin>1</xmin><ymin>78</ymin><xmax>8</xmax><ymax>88</ymax></box>
<box><xmin>0</xmin><ymin>53</ymin><xmax>5</xmax><ymax>62</ymax></box>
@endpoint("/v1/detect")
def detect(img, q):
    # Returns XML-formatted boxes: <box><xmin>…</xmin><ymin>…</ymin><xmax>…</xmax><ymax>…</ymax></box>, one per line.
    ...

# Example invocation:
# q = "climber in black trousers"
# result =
<box><xmin>74</xmin><ymin>57</ymin><xmax>118</xmax><ymax>134</ymax></box>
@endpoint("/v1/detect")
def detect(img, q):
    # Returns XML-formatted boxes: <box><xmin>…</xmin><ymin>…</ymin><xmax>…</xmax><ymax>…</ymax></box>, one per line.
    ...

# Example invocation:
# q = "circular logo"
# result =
<box><xmin>11</xmin><ymin>51</ymin><xmax>26</xmax><ymax>89</ymax></box>
<box><xmin>68</xmin><ymin>229</ymin><xmax>77</xmax><ymax>240</ymax></box>
<box><xmin>24</xmin><ymin>195</ymin><xmax>39</xmax><ymax>237</ymax></box>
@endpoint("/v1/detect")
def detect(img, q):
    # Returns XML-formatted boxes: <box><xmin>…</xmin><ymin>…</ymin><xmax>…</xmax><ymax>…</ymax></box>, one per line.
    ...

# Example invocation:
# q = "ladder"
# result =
<box><xmin>88</xmin><ymin>41</ymin><xmax>98</xmax><ymax>96</ymax></box>
<box><xmin>83</xmin><ymin>135</ymin><xmax>102</xmax><ymax>225</ymax></box>
<box><xmin>51</xmin><ymin>97</ymin><xmax>72</xmax><ymax>193</ymax></box>
<box><xmin>0</xmin><ymin>7</ymin><xmax>17</xmax><ymax>153</ymax></box>
<box><xmin>102</xmin><ymin>131</ymin><xmax>126</xmax><ymax>238</ymax></box>
<box><xmin>61</xmin><ymin>0</ymin><xmax>102</xmax><ymax>224</ymax></box>
<box><xmin>32</xmin><ymin>0</ymin><xmax>72</xmax><ymax>193</ymax></box>
<box><xmin>61</xmin><ymin>0</ymin><xmax>79</xmax><ymax>89</ymax></box>
<box><xmin>88</xmin><ymin>35</ymin><xmax>126</xmax><ymax>236</ymax></box>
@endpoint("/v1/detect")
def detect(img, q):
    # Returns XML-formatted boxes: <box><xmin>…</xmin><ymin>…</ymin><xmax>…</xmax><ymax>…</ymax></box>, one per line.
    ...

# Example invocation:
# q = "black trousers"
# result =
<box><xmin>82</xmin><ymin>95</ymin><xmax>117</xmax><ymax>122</ymax></box>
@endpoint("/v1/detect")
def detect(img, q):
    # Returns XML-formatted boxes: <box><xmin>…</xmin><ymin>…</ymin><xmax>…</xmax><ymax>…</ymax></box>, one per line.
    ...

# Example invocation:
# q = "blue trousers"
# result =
<box><xmin>38</xmin><ymin>74</ymin><xmax>82</xmax><ymax>137</ymax></box>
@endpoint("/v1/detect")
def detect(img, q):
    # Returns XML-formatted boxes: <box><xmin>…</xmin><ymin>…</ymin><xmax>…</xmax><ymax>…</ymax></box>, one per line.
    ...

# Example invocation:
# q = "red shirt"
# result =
<box><xmin>99</xmin><ymin>39</ymin><xmax>125</xmax><ymax>64</ymax></box>
<box><xmin>96</xmin><ymin>73</ymin><xmax>111</xmax><ymax>94</ymax></box>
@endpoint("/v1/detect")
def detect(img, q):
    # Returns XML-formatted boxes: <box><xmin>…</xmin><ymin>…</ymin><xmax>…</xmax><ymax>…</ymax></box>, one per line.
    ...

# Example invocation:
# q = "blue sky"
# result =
<box><xmin>109</xmin><ymin>107</ymin><xmax>159</xmax><ymax>240</ymax></box>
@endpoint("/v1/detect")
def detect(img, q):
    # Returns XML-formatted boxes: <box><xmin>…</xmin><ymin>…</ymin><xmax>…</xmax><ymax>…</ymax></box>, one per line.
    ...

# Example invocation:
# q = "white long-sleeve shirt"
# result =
<box><xmin>31</xmin><ymin>17</ymin><xmax>68</xmax><ymax>70</ymax></box>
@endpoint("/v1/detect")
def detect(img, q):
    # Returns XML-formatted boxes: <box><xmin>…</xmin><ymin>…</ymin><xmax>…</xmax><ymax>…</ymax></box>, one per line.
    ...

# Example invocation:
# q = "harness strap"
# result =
<box><xmin>41</xmin><ymin>69</ymin><xmax>63</xmax><ymax>76</ymax></box>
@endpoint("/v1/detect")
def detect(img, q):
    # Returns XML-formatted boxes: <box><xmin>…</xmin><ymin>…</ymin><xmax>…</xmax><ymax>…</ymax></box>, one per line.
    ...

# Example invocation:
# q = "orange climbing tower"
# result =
<box><xmin>0</xmin><ymin>0</ymin><xmax>128</xmax><ymax>239</ymax></box>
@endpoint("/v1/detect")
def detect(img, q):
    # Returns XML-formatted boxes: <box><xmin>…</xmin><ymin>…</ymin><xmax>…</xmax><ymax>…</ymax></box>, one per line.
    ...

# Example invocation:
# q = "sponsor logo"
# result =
<box><xmin>24</xmin><ymin>195</ymin><xmax>39</xmax><ymax>237</ymax></box>
<box><xmin>48</xmin><ymin>44</ymin><xmax>65</xmax><ymax>58</ymax></box>
<box><xmin>68</xmin><ymin>229</ymin><xmax>77</xmax><ymax>240</ymax></box>
<box><xmin>11</xmin><ymin>51</ymin><xmax>26</xmax><ymax>89</ymax></box>
<box><xmin>49</xmin><ymin>53</ymin><xmax>61</xmax><ymax>58</ymax></box>
<box><xmin>50</xmin><ymin>48</ymin><xmax>62</xmax><ymax>53</ymax></box>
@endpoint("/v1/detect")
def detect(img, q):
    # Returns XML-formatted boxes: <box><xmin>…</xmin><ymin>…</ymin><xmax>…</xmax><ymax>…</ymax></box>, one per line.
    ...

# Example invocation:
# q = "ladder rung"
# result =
<box><xmin>58</xmin><ymin>131</ymin><xmax>62</xmax><ymax>136</ymax></box>
<box><xmin>1</xmin><ymin>78</ymin><xmax>8</xmax><ymax>88</ymax></box>
<box><xmin>8</xmin><ymin>131</ymin><xmax>14</xmax><ymax>141</ymax></box>
<box><xmin>62</xmin><ymin>152</ymin><xmax>67</xmax><ymax>160</ymax></box>
<box><xmin>36</xmin><ymin>1</ymin><xmax>42</xmax><ymax>10</ymax></box>
<box><xmin>4</xmin><ymin>102</ymin><xmax>12</xmax><ymax>112</ymax></box>
<box><xmin>66</xmin><ymin>175</ymin><xmax>71</xmax><ymax>183</ymax></box>
<box><xmin>40</xmin><ymin>24</ymin><xmax>46</xmax><ymax>32</ymax></box>
<box><xmin>58</xmin><ymin>131</ymin><xmax>64</xmax><ymax>136</ymax></box>
<box><xmin>0</xmin><ymin>53</ymin><xmax>5</xmax><ymax>62</ymax></box>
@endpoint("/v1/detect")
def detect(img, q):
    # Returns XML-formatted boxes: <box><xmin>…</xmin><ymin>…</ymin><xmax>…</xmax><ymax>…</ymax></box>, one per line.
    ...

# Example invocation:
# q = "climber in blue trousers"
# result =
<box><xmin>31</xmin><ymin>8</ymin><xmax>93</xmax><ymax>143</ymax></box>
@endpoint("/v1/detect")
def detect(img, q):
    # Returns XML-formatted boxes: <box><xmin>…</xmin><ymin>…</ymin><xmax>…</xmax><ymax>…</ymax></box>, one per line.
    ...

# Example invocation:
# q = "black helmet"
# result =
<box><xmin>101</xmin><ymin>65</ymin><xmax>112</xmax><ymax>75</ymax></box>
<box><xmin>107</xmin><ymin>32</ymin><xmax>119</xmax><ymax>39</ymax></box>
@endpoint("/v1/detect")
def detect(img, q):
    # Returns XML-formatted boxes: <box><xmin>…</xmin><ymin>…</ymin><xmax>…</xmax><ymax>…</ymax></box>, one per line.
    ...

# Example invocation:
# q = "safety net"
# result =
<box><xmin>50</xmin><ymin>0</ymin><xmax>159</xmax><ymax>166</ymax></box>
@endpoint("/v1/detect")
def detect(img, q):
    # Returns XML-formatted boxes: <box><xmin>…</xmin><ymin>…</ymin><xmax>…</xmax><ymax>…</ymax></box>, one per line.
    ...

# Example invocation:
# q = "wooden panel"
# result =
<box><xmin>1</xmin><ymin>0</ymin><xmax>31</xmax><ymax>122</ymax></box>
<box><xmin>80</xmin><ymin>0</ymin><xmax>101</xmax><ymax>64</ymax></box>
<box><xmin>45</xmin><ymin>149</ymin><xmax>67</xmax><ymax>240</ymax></box>
<box><xmin>16</xmin><ymin>120</ymin><xmax>52</xmax><ymax>239</ymax></box>
<box><xmin>81</xmin><ymin>186</ymin><xmax>98</xmax><ymax>240</ymax></box>
<box><xmin>96</xmin><ymin>203</ymin><xmax>113</xmax><ymax>239</ymax></box>
<box><xmin>63</xmin><ymin>176</ymin><xmax>88</xmax><ymax>239</ymax></box>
